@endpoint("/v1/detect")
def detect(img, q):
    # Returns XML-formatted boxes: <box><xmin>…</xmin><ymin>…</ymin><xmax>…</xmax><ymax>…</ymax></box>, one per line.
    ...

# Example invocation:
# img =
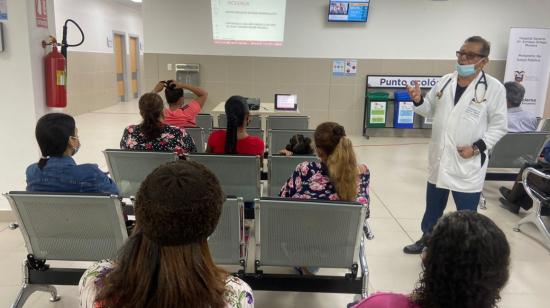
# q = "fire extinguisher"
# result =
<box><xmin>43</xmin><ymin>19</ymin><xmax>84</xmax><ymax>108</ymax></box>
<box><xmin>44</xmin><ymin>39</ymin><xmax>66</xmax><ymax>108</ymax></box>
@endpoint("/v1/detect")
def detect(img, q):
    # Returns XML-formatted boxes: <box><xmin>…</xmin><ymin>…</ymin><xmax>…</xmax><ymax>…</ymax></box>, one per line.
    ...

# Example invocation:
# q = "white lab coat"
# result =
<box><xmin>415</xmin><ymin>71</ymin><xmax>507</xmax><ymax>193</ymax></box>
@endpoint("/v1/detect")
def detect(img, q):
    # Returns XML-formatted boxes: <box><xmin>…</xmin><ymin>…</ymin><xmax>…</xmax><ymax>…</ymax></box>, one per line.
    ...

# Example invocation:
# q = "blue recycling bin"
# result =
<box><xmin>393</xmin><ymin>91</ymin><xmax>414</xmax><ymax>128</ymax></box>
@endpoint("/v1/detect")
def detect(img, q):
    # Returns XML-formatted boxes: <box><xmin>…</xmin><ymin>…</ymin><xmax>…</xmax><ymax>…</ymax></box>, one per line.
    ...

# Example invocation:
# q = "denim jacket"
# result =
<box><xmin>26</xmin><ymin>156</ymin><xmax>119</xmax><ymax>194</ymax></box>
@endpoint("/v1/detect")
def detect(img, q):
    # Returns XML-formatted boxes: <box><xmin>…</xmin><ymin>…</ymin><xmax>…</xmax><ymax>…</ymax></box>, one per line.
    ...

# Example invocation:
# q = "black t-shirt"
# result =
<box><xmin>454</xmin><ymin>85</ymin><xmax>467</xmax><ymax>105</ymax></box>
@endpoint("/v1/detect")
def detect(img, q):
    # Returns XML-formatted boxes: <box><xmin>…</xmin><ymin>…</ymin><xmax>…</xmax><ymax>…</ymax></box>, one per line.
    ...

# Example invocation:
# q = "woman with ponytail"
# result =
<box><xmin>26</xmin><ymin>113</ymin><xmax>118</xmax><ymax>194</ymax></box>
<box><xmin>120</xmin><ymin>93</ymin><xmax>196</xmax><ymax>157</ymax></box>
<box><xmin>280</xmin><ymin>122</ymin><xmax>370</xmax><ymax>208</ymax></box>
<box><xmin>206</xmin><ymin>96</ymin><xmax>264</xmax><ymax>155</ymax></box>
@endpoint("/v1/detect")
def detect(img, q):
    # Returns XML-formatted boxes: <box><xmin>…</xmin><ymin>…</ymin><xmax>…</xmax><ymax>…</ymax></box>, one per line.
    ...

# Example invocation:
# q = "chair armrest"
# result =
<box><xmin>522</xmin><ymin>167</ymin><xmax>550</xmax><ymax>203</ymax></box>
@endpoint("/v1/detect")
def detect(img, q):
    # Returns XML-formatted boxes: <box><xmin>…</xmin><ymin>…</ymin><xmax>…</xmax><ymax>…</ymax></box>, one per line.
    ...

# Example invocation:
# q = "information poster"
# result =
<box><xmin>397</xmin><ymin>101</ymin><xmax>414</xmax><ymax>124</ymax></box>
<box><xmin>369</xmin><ymin>101</ymin><xmax>387</xmax><ymax>125</ymax></box>
<box><xmin>333</xmin><ymin>59</ymin><xmax>357</xmax><ymax>76</ymax></box>
<box><xmin>0</xmin><ymin>0</ymin><xmax>7</xmax><ymax>20</ymax></box>
<box><xmin>504</xmin><ymin>28</ymin><xmax>550</xmax><ymax>117</ymax></box>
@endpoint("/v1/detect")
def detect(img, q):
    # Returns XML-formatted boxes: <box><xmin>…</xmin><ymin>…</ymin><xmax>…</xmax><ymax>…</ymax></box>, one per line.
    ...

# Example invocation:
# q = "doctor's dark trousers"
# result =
<box><xmin>420</xmin><ymin>182</ymin><xmax>481</xmax><ymax>234</ymax></box>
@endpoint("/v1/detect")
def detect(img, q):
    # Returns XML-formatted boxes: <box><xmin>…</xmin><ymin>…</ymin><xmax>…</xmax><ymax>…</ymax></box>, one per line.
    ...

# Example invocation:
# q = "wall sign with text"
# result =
<box><xmin>367</xmin><ymin>75</ymin><xmax>441</xmax><ymax>89</ymax></box>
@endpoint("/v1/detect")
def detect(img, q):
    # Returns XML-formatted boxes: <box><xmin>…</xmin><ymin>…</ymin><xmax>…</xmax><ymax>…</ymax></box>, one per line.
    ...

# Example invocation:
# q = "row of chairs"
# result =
<box><xmin>104</xmin><ymin>150</ymin><xmax>318</xmax><ymax>201</ymax></box>
<box><xmin>5</xmin><ymin>193</ymin><xmax>369</xmax><ymax>307</ymax></box>
<box><xmin>186</xmin><ymin>127</ymin><xmax>315</xmax><ymax>154</ymax></box>
<box><xmin>196</xmin><ymin>114</ymin><xmax>310</xmax><ymax>132</ymax></box>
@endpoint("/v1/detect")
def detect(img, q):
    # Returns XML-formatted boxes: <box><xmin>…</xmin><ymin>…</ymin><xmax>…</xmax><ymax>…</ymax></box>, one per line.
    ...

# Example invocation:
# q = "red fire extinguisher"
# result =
<box><xmin>44</xmin><ymin>41</ymin><xmax>67</xmax><ymax>108</ymax></box>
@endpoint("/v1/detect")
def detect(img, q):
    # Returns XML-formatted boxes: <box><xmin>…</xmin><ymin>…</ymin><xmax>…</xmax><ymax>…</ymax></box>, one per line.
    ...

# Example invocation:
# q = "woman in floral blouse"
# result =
<box><xmin>120</xmin><ymin>93</ymin><xmax>196</xmax><ymax>156</ymax></box>
<box><xmin>280</xmin><ymin>122</ymin><xmax>370</xmax><ymax>214</ymax></box>
<box><xmin>79</xmin><ymin>161</ymin><xmax>253</xmax><ymax>308</ymax></box>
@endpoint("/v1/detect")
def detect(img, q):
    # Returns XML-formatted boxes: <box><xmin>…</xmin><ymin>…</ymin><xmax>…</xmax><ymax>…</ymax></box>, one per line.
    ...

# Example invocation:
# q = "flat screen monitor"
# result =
<box><xmin>328</xmin><ymin>0</ymin><xmax>370</xmax><ymax>22</ymax></box>
<box><xmin>275</xmin><ymin>94</ymin><xmax>298</xmax><ymax>111</ymax></box>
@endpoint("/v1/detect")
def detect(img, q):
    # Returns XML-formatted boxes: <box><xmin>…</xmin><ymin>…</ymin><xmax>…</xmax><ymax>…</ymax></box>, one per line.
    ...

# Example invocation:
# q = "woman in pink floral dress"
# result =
<box><xmin>120</xmin><ymin>93</ymin><xmax>196</xmax><ymax>157</ymax></box>
<box><xmin>280</xmin><ymin>122</ymin><xmax>370</xmax><ymax>214</ymax></box>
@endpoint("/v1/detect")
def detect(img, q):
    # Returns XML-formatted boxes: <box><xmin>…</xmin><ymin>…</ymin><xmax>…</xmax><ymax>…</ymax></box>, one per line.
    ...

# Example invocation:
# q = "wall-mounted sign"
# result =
<box><xmin>367</xmin><ymin>75</ymin><xmax>441</xmax><ymax>89</ymax></box>
<box><xmin>0</xmin><ymin>0</ymin><xmax>8</xmax><ymax>20</ymax></box>
<box><xmin>35</xmin><ymin>0</ymin><xmax>48</xmax><ymax>28</ymax></box>
<box><xmin>504</xmin><ymin>27</ymin><xmax>550</xmax><ymax>117</ymax></box>
<box><xmin>333</xmin><ymin>59</ymin><xmax>357</xmax><ymax>76</ymax></box>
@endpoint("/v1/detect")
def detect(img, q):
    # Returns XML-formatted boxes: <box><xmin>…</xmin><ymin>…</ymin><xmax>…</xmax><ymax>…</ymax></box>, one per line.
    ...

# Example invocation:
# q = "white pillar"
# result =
<box><xmin>0</xmin><ymin>0</ymin><xmax>56</xmax><ymax>214</ymax></box>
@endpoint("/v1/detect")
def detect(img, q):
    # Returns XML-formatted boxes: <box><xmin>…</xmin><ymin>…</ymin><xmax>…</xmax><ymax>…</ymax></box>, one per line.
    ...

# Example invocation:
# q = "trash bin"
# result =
<box><xmin>366</xmin><ymin>92</ymin><xmax>389</xmax><ymax>128</ymax></box>
<box><xmin>393</xmin><ymin>91</ymin><xmax>414</xmax><ymax>129</ymax></box>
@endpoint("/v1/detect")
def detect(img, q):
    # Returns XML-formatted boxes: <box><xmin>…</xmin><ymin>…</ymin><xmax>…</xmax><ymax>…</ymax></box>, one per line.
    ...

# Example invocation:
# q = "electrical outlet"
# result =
<box><xmin>167</xmin><ymin>63</ymin><xmax>172</xmax><ymax>71</ymax></box>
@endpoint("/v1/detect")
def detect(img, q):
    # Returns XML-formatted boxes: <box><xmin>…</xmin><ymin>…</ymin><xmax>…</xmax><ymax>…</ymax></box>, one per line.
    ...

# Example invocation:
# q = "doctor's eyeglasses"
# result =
<box><xmin>455</xmin><ymin>51</ymin><xmax>487</xmax><ymax>61</ymax></box>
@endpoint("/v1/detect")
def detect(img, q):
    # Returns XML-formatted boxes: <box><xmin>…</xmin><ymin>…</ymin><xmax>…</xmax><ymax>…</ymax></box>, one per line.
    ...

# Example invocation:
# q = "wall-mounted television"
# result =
<box><xmin>328</xmin><ymin>0</ymin><xmax>370</xmax><ymax>22</ymax></box>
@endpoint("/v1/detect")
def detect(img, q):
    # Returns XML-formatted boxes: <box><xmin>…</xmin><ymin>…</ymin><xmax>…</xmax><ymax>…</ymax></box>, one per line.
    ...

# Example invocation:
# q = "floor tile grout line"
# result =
<box><xmin>371</xmin><ymin>189</ymin><xmax>416</xmax><ymax>242</ymax></box>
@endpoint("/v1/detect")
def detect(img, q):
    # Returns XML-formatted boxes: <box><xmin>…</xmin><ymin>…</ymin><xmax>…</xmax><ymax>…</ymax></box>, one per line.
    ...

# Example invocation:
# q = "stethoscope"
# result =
<box><xmin>435</xmin><ymin>70</ymin><xmax>488</xmax><ymax>104</ymax></box>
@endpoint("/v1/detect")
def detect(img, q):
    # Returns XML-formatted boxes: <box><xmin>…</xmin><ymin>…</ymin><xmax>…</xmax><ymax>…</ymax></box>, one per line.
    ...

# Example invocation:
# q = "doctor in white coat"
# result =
<box><xmin>403</xmin><ymin>36</ymin><xmax>507</xmax><ymax>254</ymax></box>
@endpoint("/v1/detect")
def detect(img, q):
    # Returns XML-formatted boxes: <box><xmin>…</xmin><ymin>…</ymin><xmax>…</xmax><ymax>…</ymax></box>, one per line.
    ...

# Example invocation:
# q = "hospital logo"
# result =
<box><xmin>514</xmin><ymin>71</ymin><xmax>525</xmax><ymax>82</ymax></box>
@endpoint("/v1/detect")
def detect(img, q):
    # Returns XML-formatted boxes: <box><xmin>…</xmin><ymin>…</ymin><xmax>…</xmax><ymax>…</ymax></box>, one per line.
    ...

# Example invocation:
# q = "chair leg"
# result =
<box><xmin>11</xmin><ymin>283</ymin><xmax>60</xmax><ymax>308</ymax></box>
<box><xmin>514</xmin><ymin>205</ymin><xmax>550</xmax><ymax>250</ymax></box>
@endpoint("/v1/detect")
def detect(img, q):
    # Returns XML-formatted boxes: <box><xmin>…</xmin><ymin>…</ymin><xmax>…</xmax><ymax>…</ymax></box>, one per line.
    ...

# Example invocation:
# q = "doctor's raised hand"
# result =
<box><xmin>405</xmin><ymin>81</ymin><xmax>422</xmax><ymax>103</ymax></box>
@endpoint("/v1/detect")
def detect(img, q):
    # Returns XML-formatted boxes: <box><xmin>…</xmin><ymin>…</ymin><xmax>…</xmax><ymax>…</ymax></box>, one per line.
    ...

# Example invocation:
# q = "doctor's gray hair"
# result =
<box><xmin>504</xmin><ymin>81</ymin><xmax>525</xmax><ymax>107</ymax></box>
<box><xmin>465</xmin><ymin>36</ymin><xmax>491</xmax><ymax>57</ymax></box>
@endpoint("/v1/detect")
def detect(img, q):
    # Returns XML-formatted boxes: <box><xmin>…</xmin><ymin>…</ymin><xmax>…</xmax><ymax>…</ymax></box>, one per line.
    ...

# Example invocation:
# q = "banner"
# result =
<box><xmin>504</xmin><ymin>28</ymin><xmax>550</xmax><ymax>117</ymax></box>
<box><xmin>367</xmin><ymin>75</ymin><xmax>441</xmax><ymax>89</ymax></box>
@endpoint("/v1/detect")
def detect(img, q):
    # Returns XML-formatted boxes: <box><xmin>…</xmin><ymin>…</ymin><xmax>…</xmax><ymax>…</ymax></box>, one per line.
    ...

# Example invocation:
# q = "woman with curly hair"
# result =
<box><xmin>78</xmin><ymin>161</ymin><xmax>253</xmax><ymax>308</ymax></box>
<box><xmin>353</xmin><ymin>211</ymin><xmax>510</xmax><ymax>308</ymax></box>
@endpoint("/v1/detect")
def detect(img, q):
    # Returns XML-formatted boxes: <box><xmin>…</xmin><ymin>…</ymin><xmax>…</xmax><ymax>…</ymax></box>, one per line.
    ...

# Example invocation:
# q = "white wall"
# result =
<box><xmin>54</xmin><ymin>0</ymin><xmax>143</xmax><ymax>54</ymax></box>
<box><xmin>143</xmin><ymin>0</ymin><xmax>550</xmax><ymax>60</ymax></box>
<box><xmin>0</xmin><ymin>0</ymin><xmax>56</xmax><ymax>211</ymax></box>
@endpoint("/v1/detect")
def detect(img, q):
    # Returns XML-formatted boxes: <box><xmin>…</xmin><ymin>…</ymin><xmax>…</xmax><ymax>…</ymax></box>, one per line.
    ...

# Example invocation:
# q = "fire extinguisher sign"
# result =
<box><xmin>35</xmin><ymin>0</ymin><xmax>47</xmax><ymax>28</ymax></box>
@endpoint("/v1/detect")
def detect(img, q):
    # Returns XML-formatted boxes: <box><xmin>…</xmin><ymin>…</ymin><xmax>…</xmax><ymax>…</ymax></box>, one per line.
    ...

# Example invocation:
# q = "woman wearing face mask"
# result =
<box><xmin>26</xmin><ymin>113</ymin><xmax>118</xmax><ymax>194</ymax></box>
<box><xmin>402</xmin><ymin>36</ymin><xmax>507</xmax><ymax>255</ymax></box>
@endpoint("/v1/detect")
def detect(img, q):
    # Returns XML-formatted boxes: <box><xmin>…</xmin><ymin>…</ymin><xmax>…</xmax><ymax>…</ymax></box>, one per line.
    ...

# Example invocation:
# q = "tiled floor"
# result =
<box><xmin>1</xmin><ymin>101</ymin><xmax>549</xmax><ymax>307</ymax></box>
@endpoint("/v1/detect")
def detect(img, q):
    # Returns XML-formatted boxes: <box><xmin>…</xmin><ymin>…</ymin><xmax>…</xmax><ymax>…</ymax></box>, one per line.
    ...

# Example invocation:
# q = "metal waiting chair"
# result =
<box><xmin>488</xmin><ymin>132</ymin><xmax>550</xmax><ymax>169</ymax></box>
<box><xmin>196</xmin><ymin>113</ymin><xmax>214</xmax><ymax>136</ymax></box>
<box><xmin>248</xmin><ymin>197</ymin><xmax>369</xmax><ymax>298</ymax></box>
<box><xmin>185</xmin><ymin>127</ymin><xmax>206</xmax><ymax>152</ymax></box>
<box><xmin>268</xmin><ymin>129</ymin><xmax>315</xmax><ymax>155</ymax></box>
<box><xmin>267</xmin><ymin>154</ymin><xmax>318</xmax><ymax>196</ymax></box>
<box><xmin>513</xmin><ymin>167</ymin><xmax>550</xmax><ymax>250</ymax></box>
<box><xmin>103</xmin><ymin>149</ymin><xmax>178</xmax><ymax>198</ymax></box>
<box><xmin>480</xmin><ymin>132</ymin><xmax>550</xmax><ymax>209</ymax></box>
<box><xmin>537</xmin><ymin>118</ymin><xmax>550</xmax><ymax>132</ymax></box>
<box><xmin>187</xmin><ymin>154</ymin><xmax>261</xmax><ymax>202</ymax></box>
<box><xmin>211</xmin><ymin>128</ymin><xmax>265</xmax><ymax>142</ymax></box>
<box><xmin>208</xmin><ymin>197</ymin><xmax>247</xmax><ymax>273</ymax></box>
<box><xmin>266</xmin><ymin>115</ymin><xmax>309</xmax><ymax>131</ymax></box>
<box><xmin>218</xmin><ymin>114</ymin><xmax>262</xmax><ymax>129</ymax></box>
<box><xmin>4</xmin><ymin>192</ymin><xmax>128</xmax><ymax>308</ymax></box>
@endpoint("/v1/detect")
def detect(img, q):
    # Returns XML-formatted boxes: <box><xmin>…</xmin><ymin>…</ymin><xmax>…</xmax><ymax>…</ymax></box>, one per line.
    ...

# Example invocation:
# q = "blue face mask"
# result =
<box><xmin>456</xmin><ymin>63</ymin><xmax>476</xmax><ymax>77</ymax></box>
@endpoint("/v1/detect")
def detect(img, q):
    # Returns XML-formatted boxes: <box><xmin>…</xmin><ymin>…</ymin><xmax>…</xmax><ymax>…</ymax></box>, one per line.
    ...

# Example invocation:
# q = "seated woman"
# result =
<box><xmin>279</xmin><ymin>134</ymin><xmax>314</xmax><ymax>156</ymax></box>
<box><xmin>26</xmin><ymin>113</ymin><xmax>118</xmax><ymax>194</ymax></box>
<box><xmin>120</xmin><ymin>93</ymin><xmax>196</xmax><ymax>156</ymax></box>
<box><xmin>280</xmin><ymin>122</ymin><xmax>369</xmax><ymax>208</ymax></box>
<box><xmin>79</xmin><ymin>161</ymin><xmax>254</xmax><ymax>308</ymax></box>
<box><xmin>352</xmin><ymin>211</ymin><xmax>510</xmax><ymax>308</ymax></box>
<box><xmin>206</xmin><ymin>96</ymin><xmax>264</xmax><ymax>156</ymax></box>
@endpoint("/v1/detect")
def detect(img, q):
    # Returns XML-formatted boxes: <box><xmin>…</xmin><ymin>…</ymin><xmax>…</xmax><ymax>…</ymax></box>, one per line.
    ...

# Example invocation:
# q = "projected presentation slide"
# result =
<box><xmin>328</xmin><ymin>0</ymin><xmax>370</xmax><ymax>22</ymax></box>
<box><xmin>211</xmin><ymin>0</ymin><xmax>287</xmax><ymax>46</ymax></box>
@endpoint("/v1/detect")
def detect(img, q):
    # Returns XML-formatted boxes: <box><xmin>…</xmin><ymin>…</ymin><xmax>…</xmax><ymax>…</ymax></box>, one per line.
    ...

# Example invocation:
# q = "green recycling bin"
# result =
<box><xmin>367</xmin><ymin>92</ymin><xmax>389</xmax><ymax>128</ymax></box>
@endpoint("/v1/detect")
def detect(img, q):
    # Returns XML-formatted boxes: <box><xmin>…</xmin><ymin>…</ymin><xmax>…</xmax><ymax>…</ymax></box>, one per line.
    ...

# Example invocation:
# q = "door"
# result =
<box><xmin>113</xmin><ymin>33</ymin><xmax>126</xmax><ymax>102</ymax></box>
<box><xmin>129</xmin><ymin>37</ymin><xmax>139</xmax><ymax>98</ymax></box>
